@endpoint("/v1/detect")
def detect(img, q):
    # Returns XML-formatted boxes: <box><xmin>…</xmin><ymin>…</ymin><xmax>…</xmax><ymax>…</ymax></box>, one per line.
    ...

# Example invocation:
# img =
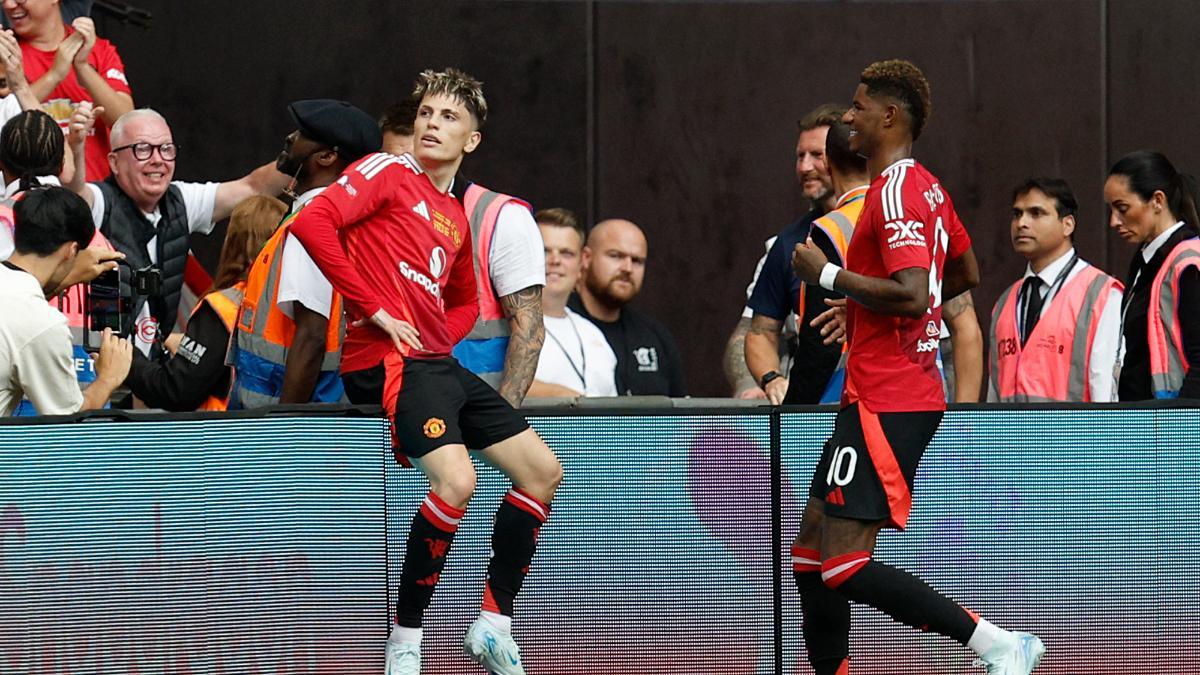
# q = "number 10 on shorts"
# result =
<box><xmin>826</xmin><ymin>445</ymin><xmax>859</xmax><ymax>486</ymax></box>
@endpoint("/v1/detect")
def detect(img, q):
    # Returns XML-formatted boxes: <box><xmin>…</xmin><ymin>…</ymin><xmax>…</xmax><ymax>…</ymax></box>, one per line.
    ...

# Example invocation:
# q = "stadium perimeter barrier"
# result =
<box><xmin>0</xmin><ymin>400</ymin><xmax>1194</xmax><ymax>674</ymax></box>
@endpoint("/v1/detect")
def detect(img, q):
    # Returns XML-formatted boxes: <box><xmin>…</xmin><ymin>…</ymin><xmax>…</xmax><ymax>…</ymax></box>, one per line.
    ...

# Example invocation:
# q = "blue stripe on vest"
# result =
<box><xmin>232</xmin><ymin>349</ymin><xmax>344</xmax><ymax>405</ymax></box>
<box><xmin>452</xmin><ymin>337</ymin><xmax>510</xmax><ymax>376</ymax></box>
<box><xmin>819</xmin><ymin>368</ymin><xmax>844</xmax><ymax>405</ymax></box>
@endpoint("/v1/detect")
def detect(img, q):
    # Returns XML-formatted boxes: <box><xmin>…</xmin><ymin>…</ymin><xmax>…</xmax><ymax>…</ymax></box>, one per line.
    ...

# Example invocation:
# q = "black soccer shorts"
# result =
<box><xmin>808</xmin><ymin>402</ymin><xmax>942</xmax><ymax>530</ymax></box>
<box><xmin>385</xmin><ymin>356</ymin><xmax>530</xmax><ymax>459</ymax></box>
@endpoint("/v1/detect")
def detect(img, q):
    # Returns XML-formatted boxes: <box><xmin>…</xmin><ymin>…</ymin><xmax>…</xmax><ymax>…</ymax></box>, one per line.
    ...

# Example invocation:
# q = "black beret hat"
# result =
<box><xmin>288</xmin><ymin>99</ymin><xmax>382</xmax><ymax>162</ymax></box>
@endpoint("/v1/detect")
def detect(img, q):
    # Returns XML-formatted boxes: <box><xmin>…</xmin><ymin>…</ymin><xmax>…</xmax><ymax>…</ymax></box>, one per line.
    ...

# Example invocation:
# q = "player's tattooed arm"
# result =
<box><xmin>499</xmin><ymin>285</ymin><xmax>546</xmax><ymax>408</ymax></box>
<box><xmin>943</xmin><ymin>291</ymin><xmax>983</xmax><ymax>402</ymax></box>
<box><xmin>942</xmin><ymin>290</ymin><xmax>973</xmax><ymax>319</ymax></box>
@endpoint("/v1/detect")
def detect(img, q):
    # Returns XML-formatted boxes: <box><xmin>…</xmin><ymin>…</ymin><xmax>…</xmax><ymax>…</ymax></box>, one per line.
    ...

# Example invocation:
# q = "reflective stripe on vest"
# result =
<box><xmin>801</xmin><ymin>187</ymin><xmax>866</xmax><ymax>404</ymax></box>
<box><xmin>229</xmin><ymin>217</ymin><xmax>345</xmax><ymax>408</ymax></box>
<box><xmin>195</xmin><ymin>284</ymin><xmax>244</xmax><ymax>412</ymax></box>
<box><xmin>452</xmin><ymin>183</ymin><xmax>532</xmax><ymax>386</ymax></box>
<box><xmin>989</xmin><ymin>263</ymin><xmax>1120</xmax><ymax>402</ymax></box>
<box><xmin>1148</xmin><ymin>239</ymin><xmax>1200</xmax><ymax>398</ymax></box>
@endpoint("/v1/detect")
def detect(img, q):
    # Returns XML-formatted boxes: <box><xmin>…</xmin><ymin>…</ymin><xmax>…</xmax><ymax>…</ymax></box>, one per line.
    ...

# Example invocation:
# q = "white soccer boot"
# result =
<box><xmin>463</xmin><ymin>616</ymin><xmax>527</xmax><ymax>675</ymax></box>
<box><xmin>974</xmin><ymin>631</ymin><xmax>1046</xmax><ymax>674</ymax></box>
<box><xmin>384</xmin><ymin>638</ymin><xmax>421</xmax><ymax>675</ymax></box>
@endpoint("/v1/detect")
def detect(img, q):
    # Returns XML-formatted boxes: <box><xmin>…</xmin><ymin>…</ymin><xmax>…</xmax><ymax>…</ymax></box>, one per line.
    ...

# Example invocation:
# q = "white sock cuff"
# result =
<box><xmin>967</xmin><ymin>617</ymin><xmax>1012</xmax><ymax>657</ymax></box>
<box><xmin>389</xmin><ymin>624</ymin><xmax>423</xmax><ymax>645</ymax></box>
<box><xmin>480</xmin><ymin>609</ymin><xmax>513</xmax><ymax>634</ymax></box>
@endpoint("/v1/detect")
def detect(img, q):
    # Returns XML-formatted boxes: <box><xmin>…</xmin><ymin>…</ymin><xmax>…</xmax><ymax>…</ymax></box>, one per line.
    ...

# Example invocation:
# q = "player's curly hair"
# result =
<box><xmin>412</xmin><ymin>68</ymin><xmax>488</xmax><ymax>129</ymax></box>
<box><xmin>860</xmin><ymin>59</ymin><xmax>932</xmax><ymax>141</ymax></box>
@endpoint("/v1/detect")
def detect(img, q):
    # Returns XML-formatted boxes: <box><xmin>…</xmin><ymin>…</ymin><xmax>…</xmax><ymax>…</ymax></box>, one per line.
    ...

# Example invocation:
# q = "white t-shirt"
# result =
<box><xmin>85</xmin><ymin>180</ymin><xmax>220</xmax><ymax>354</ymax></box>
<box><xmin>0</xmin><ymin>264</ymin><xmax>84</xmax><ymax>415</ymax></box>
<box><xmin>535</xmin><ymin>309</ymin><xmax>618</xmax><ymax>396</ymax></box>
<box><xmin>487</xmin><ymin>202</ymin><xmax>545</xmax><ymax>296</ymax></box>
<box><xmin>277</xmin><ymin>187</ymin><xmax>334</xmax><ymax>319</ymax></box>
<box><xmin>85</xmin><ymin>180</ymin><xmax>221</xmax><ymax>263</ymax></box>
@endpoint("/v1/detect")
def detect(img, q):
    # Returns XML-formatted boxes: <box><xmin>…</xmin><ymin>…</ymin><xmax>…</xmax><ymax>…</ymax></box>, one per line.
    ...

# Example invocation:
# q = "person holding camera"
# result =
<box><xmin>0</xmin><ymin>186</ymin><xmax>130</xmax><ymax>416</ymax></box>
<box><xmin>124</xmin><ymin>195</ymin><xmax>285</xmax><ymax>411</ymax></box>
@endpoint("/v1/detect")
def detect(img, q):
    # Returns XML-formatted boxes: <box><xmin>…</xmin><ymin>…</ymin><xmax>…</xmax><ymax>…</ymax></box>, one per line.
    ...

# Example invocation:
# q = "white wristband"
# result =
<box><xmin>819</xmin><ymin>263</ymin><xmax>841</xmax><ymax>291</ymax></box>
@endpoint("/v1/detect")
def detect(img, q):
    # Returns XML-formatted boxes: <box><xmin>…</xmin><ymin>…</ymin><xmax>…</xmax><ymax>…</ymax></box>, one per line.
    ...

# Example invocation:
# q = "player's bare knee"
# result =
<box><xmin>431</xmin><ymin>466</ymin><xmax>477</xmax><ymax>509</ymax></box>
<box><xmin>520</xmin><ymin>452</ymin><xmax>563</xmax><ymax>504</ymax></box>
<box><xmin>819</xmin><ymin>516</ymin><xmax>882</xmax><ymax>561</ymax></box>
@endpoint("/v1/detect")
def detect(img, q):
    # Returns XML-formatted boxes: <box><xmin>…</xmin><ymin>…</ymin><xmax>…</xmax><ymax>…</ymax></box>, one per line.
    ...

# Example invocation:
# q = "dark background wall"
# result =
<box><xmin>94</xmin><ymin>0</ymin><xmax>1200</xmax><ymax>397</ymax></box>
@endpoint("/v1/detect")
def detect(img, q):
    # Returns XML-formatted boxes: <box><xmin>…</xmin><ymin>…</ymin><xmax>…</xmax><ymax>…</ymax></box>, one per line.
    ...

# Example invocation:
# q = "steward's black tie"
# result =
<box><xmin>1021</xmin><ymin>277</ymin><xmax>1045</xmax><ymax>346</ymax></box>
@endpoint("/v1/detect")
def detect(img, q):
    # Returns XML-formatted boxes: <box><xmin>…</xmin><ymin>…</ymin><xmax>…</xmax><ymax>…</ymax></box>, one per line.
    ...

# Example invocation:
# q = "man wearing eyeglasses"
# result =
<box><xmin>69</xmin><ymin>107</ymin><xmax>289</xmax><ymax>353</ymax></box>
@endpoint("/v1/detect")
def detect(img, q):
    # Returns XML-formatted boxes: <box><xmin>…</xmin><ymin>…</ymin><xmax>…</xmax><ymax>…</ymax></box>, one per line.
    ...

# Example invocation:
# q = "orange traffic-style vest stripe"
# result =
<box><xmin>194</xmin><ymin>283</ymin><xmax>244</xmax><ymax>411</ymax></box>
<box><xmin>989</xmin><ymin>262</ymin><xmax>1121</xmax><ymax>402</ymax></box>
<box><xmin>1148</xmin><ymin>238</ymin><xmax>1200</xmax><ymax>398</ymax></box>
<box><xmin>802</xmin><ymin>186</ymin><xmax>867</xmax><ymax>405</ymax></box>
<box><xmin>452</xmin><ymin>183</ymin><xmax>532</xmax><ymax>388</ymax></box>
<box><xmin>229</xmin><ymin>214</ymin><xmax>345</xmax><ymax>408</ymax></box>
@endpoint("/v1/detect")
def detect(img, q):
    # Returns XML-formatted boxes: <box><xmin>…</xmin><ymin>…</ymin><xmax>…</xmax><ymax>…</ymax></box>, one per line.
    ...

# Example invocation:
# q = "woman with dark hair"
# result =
<box><xmin>124</xmin><ymin>195</ymin><xmax>285</xmax><ymax>411</ymax></box>
<box><xmin>1105</xmin><ymin>150</ymin><xmax>1200</xmax><ymax>400</ymax></box>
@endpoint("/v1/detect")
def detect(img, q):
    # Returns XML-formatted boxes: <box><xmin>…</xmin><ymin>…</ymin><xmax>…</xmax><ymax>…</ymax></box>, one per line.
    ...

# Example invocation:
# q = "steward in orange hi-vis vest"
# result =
<box><xmin>228</xmin><ymin>213</ymin><xmax>345</xmax><ymax>409</ymax></box>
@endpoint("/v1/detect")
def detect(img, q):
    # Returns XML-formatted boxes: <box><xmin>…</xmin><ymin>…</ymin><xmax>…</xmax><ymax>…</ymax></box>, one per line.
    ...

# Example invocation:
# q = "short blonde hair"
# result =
<box><xmin>412</xmin><ymin>68</ymin><xmax>488</xmax><ymax>129</ymax></box>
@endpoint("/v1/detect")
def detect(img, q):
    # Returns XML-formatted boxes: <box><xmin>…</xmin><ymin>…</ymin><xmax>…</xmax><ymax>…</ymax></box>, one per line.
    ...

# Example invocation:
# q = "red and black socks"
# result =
<box><xmin>793</xmin><ymin>545</ymin><xmax>852</xmax><ymax>675</ymax></box>
<box><xmin>481</xmin><ymin>488</ymin><xmax>550</xmax><ymax>621</ymax></box>
<box><xmin>822</xmin><ymin>551</ymin><xmax>977</xmax><ymax>645</ymax></box>
<box><xmin>395</xmin><ymin>491</ymin><xmax>465</xmax><ymax>628</ymax></box>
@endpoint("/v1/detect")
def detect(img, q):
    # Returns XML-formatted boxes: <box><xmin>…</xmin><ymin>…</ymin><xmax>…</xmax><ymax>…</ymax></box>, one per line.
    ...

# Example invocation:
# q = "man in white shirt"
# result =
<box><xmin>527</xmin><ymin>208</ymin><xmax>617</xmax><ymax>398</ymax></box>
<box><xmin>0</xmin><ymin>186</ymin><xmax>130</xmax><ymax>415</ymax></box>
<box><xmin>988</xmin><ymin>177</ymin><xmax>1122</xmax><ymax>402</ymax></box>
<box><xmin>67</xmin><ymin>107</ymin><xmax>289</xmax><ymax>349</ymax></box>
<box><xmin>268</xmin><ymin>99</ymin><xmax>381</xmax><ymax>403</ymax></box>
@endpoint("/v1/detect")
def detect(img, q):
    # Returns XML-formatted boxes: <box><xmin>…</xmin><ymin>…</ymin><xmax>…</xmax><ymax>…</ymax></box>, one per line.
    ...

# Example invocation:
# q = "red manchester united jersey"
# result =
<box><xmin>842</xmin><ymin>158</ymin><xmax>971</xmax><ymax>413</ymax></box>
<box><xmin>290</xmin><ymin>152</ymin><xmax>479</xmax><ymax>369</ymax></box>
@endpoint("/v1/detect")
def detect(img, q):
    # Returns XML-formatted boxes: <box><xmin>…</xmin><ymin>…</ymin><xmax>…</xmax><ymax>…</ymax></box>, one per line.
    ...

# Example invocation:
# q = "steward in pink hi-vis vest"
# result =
<box><xmin>990</xmin><ymin>263</ymin><xmax>1122</xmax><ymax>402</ymax></box>
<box><xmin>1148</xmin><ymin>239</ymin><xmax>1200</xmax><ymax>398</ymax></box>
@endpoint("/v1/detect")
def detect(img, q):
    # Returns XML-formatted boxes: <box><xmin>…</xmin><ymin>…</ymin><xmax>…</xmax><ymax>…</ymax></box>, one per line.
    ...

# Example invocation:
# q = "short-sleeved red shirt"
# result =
<box><xmin>842</xmin><ymin>158</ymin><xmax>972</xmax><ymax>413</ymax></box>
<box><xmin>20</xmin><ymin>28</ymin><xmax>132</xmax><ymax>181</ymax></box>
<box><xmin>289</xmin><ymin>152</ymin><xmax>479</xmax><ymax>372</ymax></box>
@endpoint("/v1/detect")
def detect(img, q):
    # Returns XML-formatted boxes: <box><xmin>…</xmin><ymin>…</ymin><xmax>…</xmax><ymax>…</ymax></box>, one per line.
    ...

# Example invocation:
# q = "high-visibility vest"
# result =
<box><xmin>194</xmin><ymin>283</ymin><xmax>244</xmax><ymax>412</ymax></box>
<box><xmin>989</xmin><ymin>262</ymin><xmax>1121</xmax><ymax>402</ymax></box>
<box><xmin>0</xmin><ymin>200</ymin><xmax>13</xmax><ymax>260</ymax></box>
<box><xmin>451</xmin><ymin>183</ymin><xmax>532</xmax><ymax>388</ymax></box>
<box><xmin>1148</xmin><ymin>238</ymin><xmax>1200</xmax><ymax>398</ymax></box>
<box><xmin>805</xmin><ymin>186</ymin><xmax>867</xmax><ymax>404</ymax></box>
<box><xmin>228</xmin><ymin>216</ymin><xmax>345</xmax><ymax>408</ymax></box>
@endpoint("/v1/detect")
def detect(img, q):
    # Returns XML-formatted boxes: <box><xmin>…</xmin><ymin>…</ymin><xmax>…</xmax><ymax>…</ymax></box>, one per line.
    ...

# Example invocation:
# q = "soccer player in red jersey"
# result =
<box><xmin>791</xmin><ymin>60</ymin><xmax>1045</xmax><ymax>674</ymax></box>
<box><xmin>289</xmin><ymin>69</ymin><xmax>562</xmax><ymax>675</ymax></box>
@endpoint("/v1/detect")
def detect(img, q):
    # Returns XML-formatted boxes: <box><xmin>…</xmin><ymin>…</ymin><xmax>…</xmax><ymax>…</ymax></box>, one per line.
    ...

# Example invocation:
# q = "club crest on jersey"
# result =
<box><xmin>885</xmin><ymin>219</ymin><xmax>926</xmax><ymax>249</ymax></box>
<box><xmin>925</xmin><ymin>321</ymin><xmax>940</xmax><ymax>338</ymax></box>
<box><xmin>412</xmin><ymin>200</ymin><xmax>431</xmax><ymax>222</ymax></box>
<box><xmin>428</xmin><ymin>246</ymin><xmax>447</xmax><ymax>278</ymax></box>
